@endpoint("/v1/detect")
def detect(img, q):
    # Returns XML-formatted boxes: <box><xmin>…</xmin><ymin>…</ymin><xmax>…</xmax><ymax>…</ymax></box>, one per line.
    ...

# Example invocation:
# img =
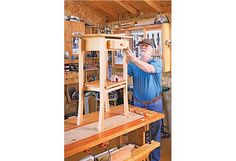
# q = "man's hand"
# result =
<box><xmin>124</xmin><ymin>47</ymin><xmax>135</xmax><ymax>62</ymax></box>
<box><xmin>110</xmin><ymin>75</ymin><xmax>124</xmax><ymax>82</ymax></box>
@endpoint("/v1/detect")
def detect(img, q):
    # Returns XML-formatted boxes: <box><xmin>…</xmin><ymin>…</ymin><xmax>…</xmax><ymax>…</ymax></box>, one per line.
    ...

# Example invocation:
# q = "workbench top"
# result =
<box><xmin>64</xmin><ymin>105</ymin><xmax>164</xmax><ymax>158</ymax></box>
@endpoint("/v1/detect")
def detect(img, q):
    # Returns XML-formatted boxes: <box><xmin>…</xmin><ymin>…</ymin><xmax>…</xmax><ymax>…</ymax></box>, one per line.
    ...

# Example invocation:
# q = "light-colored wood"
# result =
<box><xmin>76</xmin><ymin>34</ymin><xmax>132</xmax><ymax>39</ymax></box>
<box><xmin>107</xmin><ymin>39</ymin><xmax>129</xmax><ymax>50</ymax></box>
<box><xmin>143</xmin><ymin>0</ymin><xmax>162</xmax><ymax>13</ymax></box>
<box><xmin>64</xmin><ymin>72</ymin><xmax>79</xmax><ymax>85</ymax></box>
<box><xmin>65</xmin><ymin>1</ymin><xmax>171</xmax><ymax>23</ymax></box>
<box><xmin>65</xmin><ymin>113</ymin><xmax>144</xmax><ymax>145</ymax></box>
<box><xmin>161</xmin><ymin>23</ymin><xmax>171</xmax><ymax>72</ymax></box>
<box><xmin>64</xmin><ymin>105</ymin><xmax>164</xmax><ymax>158</ymax></box>
<box><xmin>85</xmin><ymin>37</ymin><xmax>106</xmax><ymax>51</ymax></box>
<box><xmin>114</xmin><ymin>0</ymin><xmax>139</xmax><ymax>15</ymax></box>
<box><xmin>92</xmin><ymin>1</ymin><xmax>118</xmax><ymax>18</ymax></box>
<box><xmin>98</xmin><ymin>49</ymin><xmax>106</xmax><ymax>131</ymax></box>
<box><xmin>124</xmin><ymin>141</ymin><xmax>160</xmax><ymax>161</ymax></box>
<box><xmin>128</xmin><ymin>127</ymin><xmax>146</xmax><ymax>146</ymax></box>
<box><xmin>77</xmin><ymin>39</ymin><xmax>84</xmax><ymax>125</ymax></box>
<box><xmin>123</xmin><ymin>52</ymin><xmax>129</xmax><ymax>116</ymax></box>
<box><xmin>113</xmin><ymin>24</ymin><xmax>163</xmax><ymax>32</ymax></box>
<box><xmin>105</xmin><ymin>91</ymin><xmax>110</xmax><ymax>112</ymax></box>
<box><xmin>64</xmin><ymin>1</ymin><xmax>106</xmax><ymax>28</ymax></box>
<box><xmin>84</xmin><ymin>80</ymin><xmax>126</xmax><ymax>92</ymax></box>
<box><xmin>76</xmin><ymin>34</ymin><xmax>131</xmax><ymax>132</ymax></box>
<box><xmin>107</xmin><ymin>84</ymin><xmax>125</xmax><ymax>93</ymax></box>
<box><xmin>110</xmin><ymin>144</ymin><xmax>135</xmax><ymax>161</ymax></box>
<box><xmin>105</xmin><ymin>49</ymin><xmax>110</xmax><ymax>112</ymax></box>
<box><xmin>64</xmin><ymin>21</ymin><xmax>71</xmax><ymax>42</ymax></box>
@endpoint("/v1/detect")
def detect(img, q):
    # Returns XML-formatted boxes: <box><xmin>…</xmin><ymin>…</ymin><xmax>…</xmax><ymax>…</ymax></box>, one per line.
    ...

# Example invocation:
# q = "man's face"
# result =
<box><xmin>140</xmin><ymin>43</ymin><xmax>153</xmax><ymax>57</ymax></box>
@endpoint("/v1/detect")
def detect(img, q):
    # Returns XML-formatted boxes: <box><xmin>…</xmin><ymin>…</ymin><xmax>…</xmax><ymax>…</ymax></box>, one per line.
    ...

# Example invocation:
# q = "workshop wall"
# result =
<box><xmin>64</xmin><ymin>1</ymin><xmax>106</xmax><ymax>28</ymax></box>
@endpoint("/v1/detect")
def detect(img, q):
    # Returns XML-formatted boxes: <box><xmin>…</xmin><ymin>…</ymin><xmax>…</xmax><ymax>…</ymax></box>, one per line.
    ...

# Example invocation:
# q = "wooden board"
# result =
<box><xmin>65</xmin><ymin>112</ymin><xmax>144</xmax><ymax>145</ymax></box>
<box><xmin>125</xmin><ymin>141</ymin><xmax>160</xmax><ymax>161</ymax></box>
<box><xmin>64</xmin><ymin>105</ymin><xmax>164</xmax><ymax>158</ymax></box>
<box><xmin>76</xmin><ymin>34</ymin><xmax>132</xmax><ymax>39</ymax></box>
<box><xmin>84</xmin><ymin>80</ymin><xmax>126</xmax><ymax>92</ymax></box>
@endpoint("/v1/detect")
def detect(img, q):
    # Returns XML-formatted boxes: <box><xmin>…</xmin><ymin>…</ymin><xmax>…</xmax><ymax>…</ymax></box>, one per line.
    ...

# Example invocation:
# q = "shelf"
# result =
<box><xmin>85</xmin><ymin>57</ymin><xmax>99</xmax><ymax>60</ymax></box>
<box><xmin>64</xmin><ymin>59</ymin><xmax>79</xmax><ymax>64</ymax></box>
<box><xmin>75</xmin><ymin>34</ymin><xmax>132</xmax><ymax>39</ymax></box>
<box><xmin>84</xmin><ymin>80</ymin><xmax>126</xmax><ymax>92</ymax></box>
<box><xmin>85</xmin><ymin>68</ymin><xmax>99</xmax><ymax>71</ymax></box>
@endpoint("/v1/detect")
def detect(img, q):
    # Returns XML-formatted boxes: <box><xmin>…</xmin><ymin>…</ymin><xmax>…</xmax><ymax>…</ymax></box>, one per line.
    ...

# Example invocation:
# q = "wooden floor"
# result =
<box><xmin>160</xmin><ymin>137</ymin><xmax>171</xmax><ymax>161</ymax></box>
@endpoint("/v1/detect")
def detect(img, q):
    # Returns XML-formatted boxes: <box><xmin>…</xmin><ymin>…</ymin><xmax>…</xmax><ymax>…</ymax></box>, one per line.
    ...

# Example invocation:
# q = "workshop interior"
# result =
<box><xmin>64</xmin><ymin>1</ymin><xmax>171</xmax><ymax>161</ymax></box>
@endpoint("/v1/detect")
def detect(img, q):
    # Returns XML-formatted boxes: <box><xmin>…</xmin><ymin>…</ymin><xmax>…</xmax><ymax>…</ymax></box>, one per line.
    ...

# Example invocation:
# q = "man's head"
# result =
<box><xmin>136</xmin><ymin>39</ymin><xmax>153</xmax><ymax>61</ymax></box>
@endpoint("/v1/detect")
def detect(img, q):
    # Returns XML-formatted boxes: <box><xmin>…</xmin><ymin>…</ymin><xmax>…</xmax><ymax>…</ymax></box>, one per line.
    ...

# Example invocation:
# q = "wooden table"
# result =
<box><xmin>64</xmin><ymin>105</ymin><xmax>164</xmax><ymax>159</ymax></box>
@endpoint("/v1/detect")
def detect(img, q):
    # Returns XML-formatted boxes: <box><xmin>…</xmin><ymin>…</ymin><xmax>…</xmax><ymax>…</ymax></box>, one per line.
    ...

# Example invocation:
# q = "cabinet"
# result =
<box><xmin>75</xmin><ymin>34</ymin><xmax>132</xmax><ymax>131</ymax></box>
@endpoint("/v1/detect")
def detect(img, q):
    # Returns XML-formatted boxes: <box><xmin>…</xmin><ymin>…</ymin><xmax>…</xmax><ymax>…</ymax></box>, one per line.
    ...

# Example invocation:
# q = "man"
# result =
<box><xmin>110</xmin><ymin>39</ymin><xmax>163</xmax><ymax>161</ymax></box>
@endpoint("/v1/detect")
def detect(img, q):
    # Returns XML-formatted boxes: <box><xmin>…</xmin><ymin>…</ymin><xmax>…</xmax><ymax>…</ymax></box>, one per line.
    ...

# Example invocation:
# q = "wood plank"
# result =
<box><xmin>123</xmin><ymin>51</ymin><xmax>129</xmax><ymax>116</ymax></box>
<box><xmin>77</xmin><ymin>40</ymin><xmax>84</xmax><ymax>125</ymax></box>
<box><xmin>64</xmin><ymin>105</ymin><xmax>164</xmax><ymax>158</ymax></box>
<box><xmin>65</xmin><ymin>113</ymin><xmax>144</xmax><ymax>145</ymax></box>
<box><xmin>92</xmin><ymin>1</ymin><xmax>118</xmax><ymax>18</ymax></box>
<box><xmin>64</xmin><ymin>21</ymin><xmax>71</xmax><ymax>42</ymax></box>
<box><xmin>125</xmin><ymin>141</ymin><xmax>160</xmax><ymax>161</ymax></box>
<box><xmin>143</xmin><ymin>0</ymin><xmax>163</xmax><ymax>13</ymax></box>
<box><xmin>114</xmin><ymin>0</ymin><xmax>139</xmax><ymax>15</ymax></box>
<box><xmin>161</xmin><ymin>23</ymin><xmax>171</xmax><ymax>72</ymax></box>
<box><xmin>110</xmin><ymin>144</ymin><xmax>135</xmax><ymax>161</ymax></box>
<box><xmin>98</xmin><ymin>49</ymin><xmax>106</xmax><ymax>131</ymax></box>
<box><xmin>105</xmin><ymin>90</ymin><xmax>110</xmax><ymax>112</ymax></box>
<box><xmin>84</xmin><ymin>80</ymin><xmax>126</xmax><ymax>92</ymax></box>
<box><xmin>75</xmin><ymin>34</ymin><xmax>132</xmax><ymax>39</ymax></box>
<box><xmin>113</xmin><ymin>24</ymin><xmax>163</xmax><ymax>32</ymax></box>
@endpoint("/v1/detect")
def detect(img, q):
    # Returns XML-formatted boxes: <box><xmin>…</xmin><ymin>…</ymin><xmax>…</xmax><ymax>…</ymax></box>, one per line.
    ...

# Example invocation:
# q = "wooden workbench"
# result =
<box><xmin>64</xmin><ymin>105</ymin><xmax>164</xmax><ymax>159</ymax></box>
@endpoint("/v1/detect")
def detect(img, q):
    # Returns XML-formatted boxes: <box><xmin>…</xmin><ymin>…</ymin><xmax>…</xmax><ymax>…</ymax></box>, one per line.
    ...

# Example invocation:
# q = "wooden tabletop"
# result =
<box><xmin>64</xmin><ymin>105</ymin><xmax>164</xmax><ymax>158</ymax></box>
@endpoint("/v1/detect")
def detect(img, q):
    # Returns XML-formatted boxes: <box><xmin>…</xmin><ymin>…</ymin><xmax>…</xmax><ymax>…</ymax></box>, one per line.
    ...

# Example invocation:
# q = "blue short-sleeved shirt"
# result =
<box><xmin>128</xmin><ymin>58</ymin><xmax>162</xmax><ymax>101</ymax></box>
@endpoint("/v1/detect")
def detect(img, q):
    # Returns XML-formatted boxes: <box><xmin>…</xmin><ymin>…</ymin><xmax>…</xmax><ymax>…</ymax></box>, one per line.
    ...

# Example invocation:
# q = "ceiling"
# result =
<box><xmin>72</xmin><ymin>0</ymin><xmax>171</xmax><ymax>22</ymax></box>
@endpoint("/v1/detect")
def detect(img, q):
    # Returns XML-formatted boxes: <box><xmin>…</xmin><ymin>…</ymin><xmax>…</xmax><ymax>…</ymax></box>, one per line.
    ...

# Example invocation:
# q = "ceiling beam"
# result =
<box><xmin>143</xmin><ymin>0</ymin><xmax>163</xmax><ymax>13</ymax></box>
<box><xmin>161</xmin><ymin>6</ymin><xmax>171</xmax><ymax>13</ymax></box>
<box><xmin>92</xmin><ymin>2</ymin><xmax>118</xmax><ymax>18</ymax></box>
<box><xmin>114</xmin><ymin>0</ymin><xmax>139</xmax><ymax>15</ymax></box>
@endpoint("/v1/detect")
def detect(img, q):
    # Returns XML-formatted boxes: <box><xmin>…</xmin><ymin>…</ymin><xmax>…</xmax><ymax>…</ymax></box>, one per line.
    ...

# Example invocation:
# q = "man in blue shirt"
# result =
<box><xmin>110</xmin><ymin>39</ymin><xmax>163</xmax><ymax>161</ymax></box>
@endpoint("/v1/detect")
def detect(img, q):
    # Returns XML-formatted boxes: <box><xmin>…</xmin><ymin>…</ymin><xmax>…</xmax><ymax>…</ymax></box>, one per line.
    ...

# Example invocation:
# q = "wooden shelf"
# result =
<box><xmin>85</xmin><ymin>69</ymin><xmax>99</xmax><ymax>72</ymax></box>
<box><xmin>84</xmin><ymin>80</ymin><xmax>126</xmax><ymax>92</ymax></box>
<box><xmin>75</xmin><ymin>34</ymin><xmax>132</xmax><ymax>39</ymax></box>
<box><xmin>64</xmin><ymin>59</ymin><xmax>79</xmax><ymax>64</ymax></box>
<box><xmin>85</xmin><ymin>57</ymin><xmax>99</xmax><ymax>60</ymax></box>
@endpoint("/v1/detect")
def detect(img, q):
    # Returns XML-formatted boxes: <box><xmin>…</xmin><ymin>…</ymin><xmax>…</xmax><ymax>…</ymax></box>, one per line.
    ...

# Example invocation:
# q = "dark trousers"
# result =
<box><xmin>133</xmin><ymin>98</ymin><xmax>163</xmax><ymax>161</ymax></box>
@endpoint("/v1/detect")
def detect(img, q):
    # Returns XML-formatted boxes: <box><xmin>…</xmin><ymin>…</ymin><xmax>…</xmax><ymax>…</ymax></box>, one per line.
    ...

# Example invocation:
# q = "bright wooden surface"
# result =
<box><xmin>125</xmin><ymin>141</ymin><xmax>160</xmax><ymax>161</ymax></box>
<box><xmin>84</xmin><ymin>80</ymin><xmax>126</xmax><ymax>92</ymax></box>
<box><xmin>162</xmin><ymin>23</ymin><xmax>171</xmax><ymax>72</ymax></box>
<box><xmin>107</xmin><ymin>39</ymin><xmax>129</xmax><ymax>50</ymax></box>
<box><xmin>64</xmin><ymin>105</ymin><xmax>164</xmax><ymax>158</ymax></box>
<box><xmin>77</xmin><ymin>44</ymin><xmax>84</xmax><ymax>125</ymax></box>
<box><xmin>76</xmin><ymin>34</ymin><xmax>131</xmax><ymax>134</ymax></box>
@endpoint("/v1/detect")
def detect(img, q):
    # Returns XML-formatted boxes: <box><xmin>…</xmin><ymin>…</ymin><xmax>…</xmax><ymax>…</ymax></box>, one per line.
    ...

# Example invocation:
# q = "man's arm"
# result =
<box><xmin>124</xmin><ymin>48</ymin><xmax>155</xmax><ymax>73</ymax></box>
